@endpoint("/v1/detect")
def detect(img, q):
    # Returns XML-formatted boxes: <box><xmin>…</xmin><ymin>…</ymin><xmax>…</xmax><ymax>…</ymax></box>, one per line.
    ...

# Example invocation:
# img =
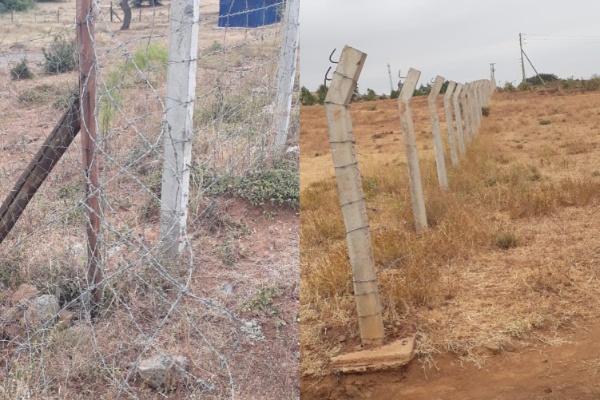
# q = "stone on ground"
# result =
<box><xmin>24</xmin><ymin>295</ymin><xmax>59</xmax><ymax>331</ymax></box>
<box><xmin>138</xmin><ymin>354</ymin><xmax>190</xmax><ymax>390</ymax></box>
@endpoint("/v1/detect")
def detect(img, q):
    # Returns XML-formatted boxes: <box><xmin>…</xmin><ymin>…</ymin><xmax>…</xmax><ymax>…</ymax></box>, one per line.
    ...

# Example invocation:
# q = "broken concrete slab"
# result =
<box><xmin>330</xmin><ymin>335</ymin><xmax>415</xmax><ymax>373</ymax></box>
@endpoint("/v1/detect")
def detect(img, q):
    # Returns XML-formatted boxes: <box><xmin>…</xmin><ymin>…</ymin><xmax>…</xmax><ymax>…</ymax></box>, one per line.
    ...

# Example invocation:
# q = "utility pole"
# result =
<box><xmin>519</xmin><ymin>33</ymin><xmax>526</xmax><ymax>84</ymax></box>
<box><xmin>387</xmin><ymin>63</ymin><xmax>394</xmax><ymax>93</ymax></box>
<box><xmin>490</xmin><ymin>63</ymin><xmax>496</xmax><ymax>80</ymax></box>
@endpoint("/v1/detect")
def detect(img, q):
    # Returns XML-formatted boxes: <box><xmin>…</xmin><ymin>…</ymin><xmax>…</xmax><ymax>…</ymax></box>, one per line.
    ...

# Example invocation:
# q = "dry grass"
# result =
<box><xmin>300</xmin><ymin>90</ymin><xmax>600</xmax><ymax>376</ymax></box>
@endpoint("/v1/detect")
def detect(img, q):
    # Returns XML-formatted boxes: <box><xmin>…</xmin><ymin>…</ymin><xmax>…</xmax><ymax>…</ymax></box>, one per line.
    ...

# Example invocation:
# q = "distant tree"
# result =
<box><xmin>351</xmin><ymin>85</ymin><xmax>361</xmax><ymax>102</ymax></box>
<box><xmin>526</xmin><ymin>73</ymin><xmax>559</xmax><ymax>86</ymax></box>
<box><xmin>390</xmin><ymin>89</ymin><xmax>399</xmax><ymax>99</ymax></box>
<box><xmin>440</xmin><ymin>80</ymin><xmax>450</xmax><ymax>94</ymax></box>
<box><xmin>316</xmin><ymin>84</ymin><xmax>328</xmax><ymax>105</ymax></box>
<box><xmin>120</xmin><ymin>0</ymin><xmax>132</xmax><ymax>30</ymax></box>
<box><xmin>414</xmin><ymin>83</ymin><xmax>432</xmax><ymax>96</ymax></box>
<box><xmin>365</xmin><ymin>88</ymin><xmax>377</xmax><ymax>101</ymax></box>
<box><xmin>300</xmin><ymin>86</ymin><xmax>316</xmax><ymax>106</ymax></box>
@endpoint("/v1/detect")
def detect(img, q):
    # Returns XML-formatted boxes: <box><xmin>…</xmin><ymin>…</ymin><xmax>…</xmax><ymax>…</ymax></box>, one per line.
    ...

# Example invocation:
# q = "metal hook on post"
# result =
<box><xmin>324</xmin><ymin>66</ymin><xmax>333</xmax><ymax>89</ymax></box>
<box><xmin>329</xmin><ymin>48</ymin><xmax>338</xmax><ymax>64</ymax></box>
<box><xmin>324</xmin><ymin>48</ymin><xmax>339</xmax><ymax>88</ymax></box>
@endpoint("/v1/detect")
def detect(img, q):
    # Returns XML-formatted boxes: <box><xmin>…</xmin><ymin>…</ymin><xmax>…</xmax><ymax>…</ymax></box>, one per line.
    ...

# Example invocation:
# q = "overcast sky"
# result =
<box><xmin>299</xmin><ymin>0</ymin><xmax>600</xmax><ymax>94</ymax></box>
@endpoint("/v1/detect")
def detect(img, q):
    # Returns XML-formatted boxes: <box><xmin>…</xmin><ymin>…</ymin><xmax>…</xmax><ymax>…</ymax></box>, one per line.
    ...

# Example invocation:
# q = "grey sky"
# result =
<box><xmin>299</xmin><ymin>0</ymin><xmax>600</xmax><ymax>94</ymax></box>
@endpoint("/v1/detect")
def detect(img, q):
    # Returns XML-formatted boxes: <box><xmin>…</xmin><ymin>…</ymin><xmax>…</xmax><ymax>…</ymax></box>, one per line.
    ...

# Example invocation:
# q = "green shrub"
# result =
<box><xmin>539</xmin><ymin>120</ymin><xmax>551</xmax><ymax>125</ymax></box>
<box><xmin>0</xmin><ymin>0</ymin><xmax>35</xmax><ymax>13</ymax></box>
<box><xmin>390</xmin><ymin>89</ymin><xmax>399</xmax><ymax>99</ymax></box>
<box><xmin>10</xmin><ymin>57</ymin><xmax>33</xmax><ymax>80</ymax></box>
<box><xmin>526</xmin><ymin>73</ymin><xmax>559</xmax><ymax>86</ymax></box>
<box><xmin>583</xmin><ymin>77</ymin><xmax>600</xmax><ymax>91</ymax></box>
<box><xmin>494</xmin><ymin>232</ymin><xmax>518</xmax><ymax>250</ymax></box>
<box><xmin>234</xmin><ymin>161</ymin><xmax>299</xmax><ymax>208</ymax></box>
<box><xmin>365</xmin><ymin>88</ymin><xmax>377</xmax><ymax>101</ymax></box>
<box><xmin>42</xmin><ymin>35</ymin><xmax>77</xmax><ymax>74</ymax></box>
<box><xmin>503</xmin><ymin>82</ymin><xmax>516</xmax><ymax>92</ymax></box>
<box><xmin>316</xmin><ymin>84</ymin><xmax>328</xmax><ymax>105</ymax></box>
<box><xmin>300</xmin><ymin>86</ymin><xmax>316</xmax><ymax>106</ymax></box>
<box><xmin>127</xmin><ymin>43</ymin><xmax>168</xmax><ymax>73</ymax></box>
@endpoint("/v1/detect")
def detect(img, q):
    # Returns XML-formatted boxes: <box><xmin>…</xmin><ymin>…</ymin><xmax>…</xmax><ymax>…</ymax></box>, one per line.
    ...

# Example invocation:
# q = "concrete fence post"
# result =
<box><xmin>461</xmin><ymin>82</ymin><xmax>472</xmax><ymax>144</ymax></box>
<box><xmin>453</xmin><ymin>83</ymin><xmax>465</xmax><ymax>155</ymax></box>
<box><xmin>324</xmin><ymin>46</ymin><xmax>385</xmax><ymax>347</ymax></box>
<box><xmin>159</xmin><ymin>0</ymin><xmax>200</xmax><ymax>256</ymax></box>
<box><xmin>397</xmin><ymin>68</ymin><xmax>428</xmax><ymax>232</ymax></box>
<box><xmin>443</xmin><ymin>81</ymin><xmax>459</xmax><ymax>167</ymax></box>
<box><xmin>427</xmin><ymin>76</ymin><xmax>448</xmax><ymax>189</ymax></box>
<box><xmin>272</xmin><ymin>0</ymin><xmax>300</xmax><ymax>156</ymax></box>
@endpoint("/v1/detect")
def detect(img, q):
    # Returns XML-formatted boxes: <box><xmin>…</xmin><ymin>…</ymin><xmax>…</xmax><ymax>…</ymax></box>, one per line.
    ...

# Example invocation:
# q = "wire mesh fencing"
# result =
<box><xmin>0</xmin><ymin>0</ymin><xmax>299</xmax><ymax>398</ymax></box>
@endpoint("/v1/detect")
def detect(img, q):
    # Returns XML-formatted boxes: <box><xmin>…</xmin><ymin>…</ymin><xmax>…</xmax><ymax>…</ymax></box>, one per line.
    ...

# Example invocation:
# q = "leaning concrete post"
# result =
<box><xmin>324</xmin><ymin>46</ymin><xmax>385</xmax><ymax>347</ymax></box>
<box><xmin>453</xmin><ymin>83</ymin><xmax>465</xmax><ymax>155</ymax></box>
<box><xmin>427</xmin><ymin>76</ymin><xmax>448</xmax><ymax>189</ymax></box>
<box><xmin>397</xmin><ymin>68</ymin><xmax>428</xmax><ymax>232</ymax></box>
<box><xmin>159</xmin><ymin>0</ymin><xmax>200</xmax><ymax>256</ymax></box>
<box><xmin>443</xmin><ymin>81</ymin><xmax>459</xmax><ymax>167</ymax></box>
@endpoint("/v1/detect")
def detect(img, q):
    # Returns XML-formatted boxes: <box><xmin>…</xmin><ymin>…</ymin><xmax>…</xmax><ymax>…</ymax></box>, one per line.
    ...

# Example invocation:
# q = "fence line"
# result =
<box><xmin>325</xmin><ymin>44</ymin><xmax>495</xmax><ymax>352</ymax></box>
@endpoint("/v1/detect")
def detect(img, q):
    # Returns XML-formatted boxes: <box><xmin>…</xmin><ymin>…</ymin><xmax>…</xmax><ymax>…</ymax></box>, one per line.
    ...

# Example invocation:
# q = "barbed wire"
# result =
<box><xmin>0</xmin><ymin>0</ymin><xmax>299</xmax><ymax>398</ymax></box>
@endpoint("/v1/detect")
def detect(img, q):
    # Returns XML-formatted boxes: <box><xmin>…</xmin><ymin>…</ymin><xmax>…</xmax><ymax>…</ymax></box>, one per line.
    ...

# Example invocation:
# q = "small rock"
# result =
<box><xmin>221</xmin><ymin>284</ymin><xmax>233</xmax><ymax>295</ymax></box>
<box><xmin>138</xmin><ymin>354</ymin><xmax>190</xmax><ymax>390</ymax></box>
<box><xmin>286</xmin><ymin>145</ymin><xmax>299</xmax><ymax>154</ymax></box>
<box><xmin>338</xmin><ymin>335</ymin><xmax>347</xmax><ymax>343</ymax></box>
<box><xmin>11</xmin><ymin>284</ymin><xmax>38</xmax><ymax>306</ymax></box>
<box><xmin>57</xmin><ymin>310</ymin><xmax>74</xmax><ymax>330</ymax></box>
<box><xmin>24</xmin><ymin>295</ymin><xmax>59</xmax><ymax>331</ymax></box>
<box><xmin>500</xmin><ymin>339</ymin><xmax>517</xmax><ymax>353</ymax></box>
<box><xmin>240</xmin><ymin>319</ymin><xmax>265</xmax><ymax>342</ymax></box>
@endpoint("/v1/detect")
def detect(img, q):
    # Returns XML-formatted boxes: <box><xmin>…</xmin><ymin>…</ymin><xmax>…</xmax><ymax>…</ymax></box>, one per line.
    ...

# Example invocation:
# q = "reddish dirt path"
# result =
<box><xmin>303</xmin><ymin>319</ymin><xmax>600</xmax><ymax>399</ymax></box>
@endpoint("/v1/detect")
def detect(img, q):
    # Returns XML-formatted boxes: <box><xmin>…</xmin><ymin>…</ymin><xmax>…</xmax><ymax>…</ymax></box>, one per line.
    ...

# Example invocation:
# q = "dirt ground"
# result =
<box><xmin>300</xmin><ymin>88</ymin><xmax>600</xmax><ymax>398</ymax></box>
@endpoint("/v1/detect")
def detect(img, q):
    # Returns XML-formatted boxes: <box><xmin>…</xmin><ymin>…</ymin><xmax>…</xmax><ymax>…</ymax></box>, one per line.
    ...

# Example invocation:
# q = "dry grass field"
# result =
<box><xmin>300</xmin><ymin>86</ymin><xmax>600</xmax><ymax>398</ymax></box>
<box><xmin>0</xmin><ymin>1</ymin><xmax>299</xmax><ymax>399</ymax></box>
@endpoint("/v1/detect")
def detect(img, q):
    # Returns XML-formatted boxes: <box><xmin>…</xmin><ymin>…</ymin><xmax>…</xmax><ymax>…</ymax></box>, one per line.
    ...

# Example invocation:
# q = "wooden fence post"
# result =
<box><xmin>272</xmin><ymin>0</ymin><xmax>300</xmax><ymax>156</ymax></box>
<box><xmin>428</xmin><ymin>76</ymin><xmax>448</xmax><ymax>189</ymax></box>
<box><xmin>159</xmin><ymin>0</ymin><xmax>200</xmax><ymax>256</ymax></box>
<box><xmin>77</xmin><ymin>0</ymin><xmax>103</xmax><ymax>306</ymax></box>
<box><xmin>0</xmin><ymin>98</ymin><xmax>80</xmax><ymax>244</ymax></box>
<box><xmin>443</xmin><ymin>81</ymin><xmax>458</xmax><ymax>167</ymax></box>
<box><xmin>324</xmin><ymin>46</ymin><xmax>385</xmax><ymax>347</ymax></box>
<box><xmin>453</xmin><ymin>83</ymin><xmax>465</xmax><ymax>156</ymax></box>
<box><xmin>397</xmin><ymin>68</ymin><xmax>428</xmax><ymax>232</ymax></box>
